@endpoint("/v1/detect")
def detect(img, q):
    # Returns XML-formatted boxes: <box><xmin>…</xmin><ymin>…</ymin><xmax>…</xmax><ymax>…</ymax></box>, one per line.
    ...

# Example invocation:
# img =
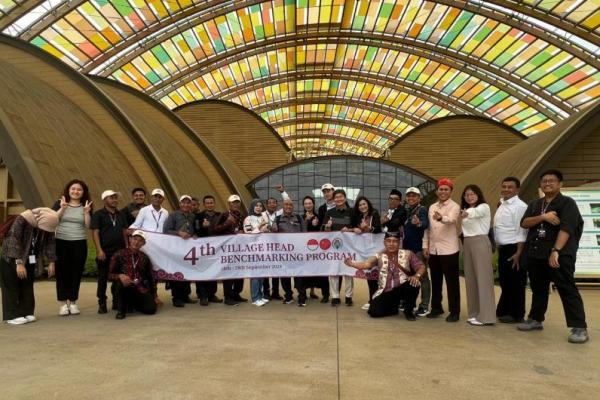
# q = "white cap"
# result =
<box><xmin>101</xmin><ymin>190</ymin><xmax>120</xmax><ymax>200</ymax></box>
<box><xmin>321</xmin><ymin>183</ymin><xmax>335</xmax><ymax>191</ymax></box>
<box><xmin>228</xmin><ymin>194</ymin><xmax>241</xmax><ymax>203</ymax></box>
<box><xmin>179</xmin><ymin>195</ymin><xmax>192</xmax><ymax>202</ymax></box>
<box><xmin>406</xmin><ymin>187</ymin><xmax>421</xmax><ymax>196</ymax></box>
<box><xmin>151</xmin><ymin>188</ymin><xmax>165</xmax><ymax>197</ymax></box>
<box><xmin>131</xmin><ymin>230</ymin><xmax>146</xmax><ymax>241</ymax></box>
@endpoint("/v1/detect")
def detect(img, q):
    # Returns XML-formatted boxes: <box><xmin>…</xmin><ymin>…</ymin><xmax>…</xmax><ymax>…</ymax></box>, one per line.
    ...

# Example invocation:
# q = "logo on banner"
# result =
<box><xmin>332</xmin><ymin>238</ymin><xmax>343</xmax><ymax>249</ymax></box>
<box><xmin>307</xmin><ymin>239</ymin><xmax>319</xmax><ymax>251</ymax></box>
<box><xmin>320</xmin><ymin>239</ymin><xmax>331</xmax><ymax>250</ymax></box>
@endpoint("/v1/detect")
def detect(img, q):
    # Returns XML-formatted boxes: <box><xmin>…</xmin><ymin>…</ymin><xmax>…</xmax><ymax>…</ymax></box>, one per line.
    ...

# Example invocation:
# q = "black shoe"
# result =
<box><xmin>320</xmin><ymin>296</ymin><xmax>330</xmax><ymax>304</ymax></box>
<box><xmin>498</xmin><ymin>315</ymin><xmax>516</xmax><ymax>323</ymax></box>
<box><xmin>426</xmin><ymin>309</ymin><xmax>444</xmax><ymax>319</ymax></box>
<box><xmin>115</xmin><ymin>312</ymin><xmax>126</xmax><ymax>320</ymax></box>
<box><xmin>446</xmin><ymin>314</ymin><xmax>459</xmax><ymax>323</ymax></box>
<box><xmin>270</xmin><ymin>294</ymin><xmax>283</xmax><ymax>300</ymax></box>
<box><xmin>345</xmin><ymin>297</ymin><xmax>353</xmax><ymax>306</ymax></box>
<box><xmin>172</xmin><ymin>299</ymin><xmax>185</xmax><ymax>308</ymax></box>
<box><xmin>404</xmin><ymin>311</ymin><xmax>416</xmax><ymax>321</ymax></box>
<box><xmin>199</xmin><ymin>298</ymin><xmax>209</xmax><ymax>306</ymax></box>
<box><xmin>398</xmin><ymin>300</ymin><xmax>405</xmax><ymax>312</ymax></box>
<box><xmin>234</xmin><ymin>296</ymin><xmax>248</xmax><ymax>303</ymax></box>
<box><xmin>208</xmin><ymin>295</ymin><xmax>223</xmax><ymax>303</ymax></box>
<box><xmin>331</xmin><ymin>298</ymin><xmax>341</xmax><ymax>307</ymax></box>
<box><xmin>224</xmin><ymin>299</ymin><xmax>240</xmax><ymax>306</ymax></box>
<box><xmin>283</xmin><ymin>297</ymin><xmax>294</xmax><ymax>304</ymax></box>
<box><xmin>298</xmin><ymin>298</ymin><xmax>307</xmax><ymax>307</ymax></box>
<box><xmin>183</xmin><ymin>297</ymin><xmax>197</xmax><ymax>304</ymax></box>
<box><xmin>97</xmin><ymin>303</ymin><xmax>108</xmax><ymax>314</ymax></box>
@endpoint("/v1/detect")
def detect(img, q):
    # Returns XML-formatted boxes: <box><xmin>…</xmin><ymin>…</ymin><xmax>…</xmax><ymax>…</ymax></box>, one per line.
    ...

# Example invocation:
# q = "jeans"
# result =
<box><xmin>250</xmin><ymin>278</ymin><xmax>264</xmax><ymax>302</ymax></box>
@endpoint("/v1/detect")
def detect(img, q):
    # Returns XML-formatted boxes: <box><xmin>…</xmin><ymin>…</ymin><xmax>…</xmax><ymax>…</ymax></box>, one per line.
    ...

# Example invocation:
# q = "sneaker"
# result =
<box><xmin>25</xmin><ymin>315</ymin><xmax>37</xmax><ymax>323</ymax></box>
<box><xmin>468</xmin><ymin>319</ymin><xmax>484</xmax><ymax>326</ymax></box>
<box><xmin>498</xmin><ymin>315</ymin><xmax>516</xmax><ymax>323</ymax></box>
<box><xmin>115</xmin><ymin>312</ymin><xmax>126</xmax><ymax>320</ymax></box>
<box><xmin>252</xmin><ymin>300</ymin><xmax>266</xmax><ymax>307</ymax></box>
<box><xmin>224</xmin><ymin>299</ymin><xmax>240</xmax><ymax>306</ymax></box>
<box><xmin>398</xmin><ymin>300</ymin><xmax>405</xmax><ymax>312</ymax></box>
<box><xmin>467</xmin><ymin>317</ymin><xmax>476</xmax><ymax>323</ymax></box>
<box><xmin>208</xmin><ymin>295</ymin><xmax>223</xmax><ymax>303</ymax></box>
<box><xmin>331</xmin><ymin>298</ymin><xmax>341</xmax><ymax>307</ymax></box>
<box><xmin>298</xmin><ymin>299</ymin><xmax>307</xmax><ymax>307</ymax></box>
<box><xmin>568</xmin><ymin>328</ymin><xmax>589</xmax><ymax>344</ymax></box>
<box><xmin>69</xmin><ymin>303</ymin><xmax>80</xmax><ymax>315</ymax></box>
<box><xmin>361</xmin><ymin>303</ymin><xmax>370</xmax><ymax>310</ymax></box>
<box><xmin>283</xmin><ymin>298</ymin><xmax>294</xmax><ymax>304</ymax></box>
<box><xmin>7</xmin><ymin>317</ymin><xmax>28</xmax><ymax>325</ymax></box>
<box><xmin>345</xmin><ymin>297</ymin><xmax>353</xmax><ymax>306</ymax></box>
<box><xmin>415</xmin><ymin>306</ymin><xmax>430</xmax><ymax>317</ymax></box>
<box><xmin>320</xmin><ymin>296</ymin><xmax>330</xmax><ymax>304</ymax></box>
<box><xmin>426</xmin><ymin>309</ymin><xmax>444</xmax><ymax>319</ymax></box>
<box><xmin>59</xmin><ymin>303</ymin><xmax>70</xmax><ymax>316</ymax></box>
<box><xmin>404</xmin><ymin>311</ymin><xmax>416</xmax><ymax>321</ymax></box>
<box><xmin>98</xmin><ymin>303</ymin><xmax>108</xmax><ymax>314</ymax></box>
<box><xmin>517</xmin><ymin>318</ymin><xmax>543</xmax><ymax>331</ymax></box>
<box><xmin>446</xmin><ymin>314</ymin><xmax>459</xmax><ymax>323</ymax></box>
<box><xmin>199</xmin><ymin>298</ymin><xmax>209</xmax><ymax>306</ymax></box>
<box><xmin>262</xmin><ymin>297</ymin><xmax>270</xmax><ymax>303</ymax></box>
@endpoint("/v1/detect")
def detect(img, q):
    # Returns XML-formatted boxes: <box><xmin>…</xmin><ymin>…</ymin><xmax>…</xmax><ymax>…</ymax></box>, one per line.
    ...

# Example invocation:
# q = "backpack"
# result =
<box><xmin>0</xmin><ymin>215</ymin><xmax>18</xmax><ymax>244</ymax></box>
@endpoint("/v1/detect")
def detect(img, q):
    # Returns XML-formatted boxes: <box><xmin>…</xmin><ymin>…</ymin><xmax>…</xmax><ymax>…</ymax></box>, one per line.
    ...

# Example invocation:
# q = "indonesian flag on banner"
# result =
<box><xmin>141</xmin><ymin>231</ymin><xmax>385</xmax><ymax>281</ymax></box>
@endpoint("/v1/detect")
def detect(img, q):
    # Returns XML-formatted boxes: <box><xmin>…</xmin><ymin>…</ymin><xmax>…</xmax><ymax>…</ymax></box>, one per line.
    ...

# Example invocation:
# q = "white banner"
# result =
<box><xmin>142</xmin><ymin>231</ymin><xmax>385</xmax><ymax>281</ymax></box>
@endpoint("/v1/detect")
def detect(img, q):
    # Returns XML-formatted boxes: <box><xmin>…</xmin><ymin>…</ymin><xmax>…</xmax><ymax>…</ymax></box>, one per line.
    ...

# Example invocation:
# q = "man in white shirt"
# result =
<box><xmin>129</xmin><ymin>189</ymin><xmax>169</xmax><ymax>233</ymax></box>
<box><xmin>493</xmin><ymin>177</ymin><xmax>528</xmax><ymax>323</ymax></box>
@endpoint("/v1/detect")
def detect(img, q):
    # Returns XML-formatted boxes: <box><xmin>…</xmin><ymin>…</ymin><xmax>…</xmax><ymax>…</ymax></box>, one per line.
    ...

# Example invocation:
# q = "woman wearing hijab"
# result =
<box><xmin>1</xmin><ymin>208</ymin><xmax>59</xmax><ymax>325</ymax></box>
<box><xmin>243</xmin><ymin>199</ymin><xmax>269</xmax><ymax>307</ymax></box>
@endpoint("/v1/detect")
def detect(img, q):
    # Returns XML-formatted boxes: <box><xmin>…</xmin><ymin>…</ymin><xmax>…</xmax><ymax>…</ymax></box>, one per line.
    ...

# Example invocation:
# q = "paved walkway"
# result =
<box><xmin>1</xmin><ymin>280</ymin><xmax>598</xmax><ymax>400</ymax></box>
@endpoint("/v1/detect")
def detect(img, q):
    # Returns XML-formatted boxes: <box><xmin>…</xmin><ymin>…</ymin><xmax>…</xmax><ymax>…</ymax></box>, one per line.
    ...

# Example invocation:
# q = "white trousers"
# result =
<box><xmin>329</xmin><ymin>276</ymin><xmax>354</xmax><ymax>298</ymax></box>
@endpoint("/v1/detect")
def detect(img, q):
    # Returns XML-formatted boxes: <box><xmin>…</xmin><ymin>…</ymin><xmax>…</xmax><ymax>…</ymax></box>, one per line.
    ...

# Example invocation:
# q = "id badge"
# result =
<box><xmin>537</xmin><ymin>227</ymin><xmax>546</xmax><ymax>239</ymax></box>
<box><xmin>28</xmin><ymin>255</ymin><xmax>37</xmax><ymax>264</ymax></box>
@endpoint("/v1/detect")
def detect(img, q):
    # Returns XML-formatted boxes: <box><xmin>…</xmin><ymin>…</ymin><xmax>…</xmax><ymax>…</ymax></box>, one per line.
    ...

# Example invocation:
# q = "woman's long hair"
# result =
<box><xmin>460</xmin><ymin>184</ymin><xmax>487</xmax><ymax>209</ymax></box>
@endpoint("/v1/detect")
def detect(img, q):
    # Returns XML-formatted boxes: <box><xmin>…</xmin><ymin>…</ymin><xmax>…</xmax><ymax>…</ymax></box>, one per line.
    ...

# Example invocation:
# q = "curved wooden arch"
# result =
<box><xmin>280</xmin><ymin>133</ymin><xmax>386</xmax><ymax>156</ymax></box>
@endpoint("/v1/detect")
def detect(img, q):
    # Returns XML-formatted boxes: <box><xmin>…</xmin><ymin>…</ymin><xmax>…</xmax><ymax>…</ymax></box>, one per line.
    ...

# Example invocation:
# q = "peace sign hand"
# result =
<box><xmin>60</xmin><ymin>196</ymin><xmax>68</xmax><ymax>210</ymax></box>
<box><xmin>84</xmin><ymin>200</ymin><xmax>93</xmax><ymax>214</ymax></box>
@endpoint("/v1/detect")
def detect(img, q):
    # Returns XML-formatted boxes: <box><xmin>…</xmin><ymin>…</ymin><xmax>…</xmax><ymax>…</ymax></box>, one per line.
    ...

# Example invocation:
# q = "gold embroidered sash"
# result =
<box><xmin>372</xmin><ymin>250</ymin><xmax>410</xmax><ymax>300</ymax></box>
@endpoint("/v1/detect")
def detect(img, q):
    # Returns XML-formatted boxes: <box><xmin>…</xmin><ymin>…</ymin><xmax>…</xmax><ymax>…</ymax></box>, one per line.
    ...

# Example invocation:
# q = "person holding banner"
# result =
<box><xmin>243</xmin><ymin>200</ymin><xmax>270</xmax><ymax>307</ymax></box>
<box><xmin>121</xmin><ymin>188</ymin><xmax>147</xmax><ymax>226</ymax></box>
<box><xmin>214</xmin><ymin>195</ymin><xmax>247</xmax><ymax>306</ymax></box>
<box><xmin>518</xmin><ymin>169</ymin><xmax>588</xmax><ymax>344</ymax></box>
<box><xmin>129</xmin><ymin>189</ymin><xmax>169</xmax><ymax>233</ymax></box>
<box><xmin>303</xmin><ymin>195</ymin><xmax>330</xmax><ymax>303</ymax></box>
<box><xmin>324</xmin><ymin>189</ymin><xmax>355</xmax><ymax>306</ymax></box>
<box><xmin>274</xmin><ymin>199</ymin><xmax>308</xmax><ymax>306</ymax></box>
<box><xmin>193</xmin><ymin>195</ymin><xmax>223</xmax><ymax>305</ymax></box>
<box><xmin>344</xmin><ymin>232</ymin><xmax>424</xmax><ymax>320</ymax></box>
<box><xmin>350</xmin><ymin>196</ymin><xmax>382</xmax><ymax>310</ymax></box>
<box><xmin>109</xmin><ymin>230</ymin><xmax>157</xmax><ymax>320</ymax></box>
<box><xmin>262</xmin><ymin>185</ymin><xmax>290</xmax><ymax>301</ymax></box>
<box><xmin>381</xmin><ymin>189</ymin><xmax>407</xmax><ymax>234</ymax></box>
<box><xmin>163</xmin><ymin>195</ymin><xmax>196</xmax><ymax>308</ymax></box>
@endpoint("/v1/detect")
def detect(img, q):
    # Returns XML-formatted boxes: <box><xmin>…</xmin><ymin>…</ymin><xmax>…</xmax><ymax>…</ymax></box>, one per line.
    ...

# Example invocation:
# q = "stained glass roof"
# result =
<box><xmin>2</xmin><ymin>1</ymin><xmax>599</xmax><ymax>158</ymax></box>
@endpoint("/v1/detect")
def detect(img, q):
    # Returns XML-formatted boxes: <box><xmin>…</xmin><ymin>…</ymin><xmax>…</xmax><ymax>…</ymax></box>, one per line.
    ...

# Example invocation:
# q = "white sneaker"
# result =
<box><xmin>25</xmin><ymin>315</ymin><xmax>36</xmax><ymax>323</ymax></box>
<box><xmin>7</xmin><ymin>317</ymin><xmax>28</xmax><ymax>325</ymax></box>
<box><xmin>262</xmin><ymin>298</ymin><xmax>270</xmax><ymax>303</ymax></box>
<box><xmin>361</xmin><ymin>303</ymin><xmax>370</xmax><ymax>310</ymax></box>
<box><xmin>252</xmin><ymin>300</ymin><xmax>265</xmax><ymax>307</ymax></box>
<box><xmin>69</xmin><ymin>303</ymin><xmax>80</xmax><ymax>315</ymax></box>
<box><xmin>467</xmin><ymin>317</ymin><xmax>476</xmax><ymax>323</ymax></box>
<box><xmin>468</xmin><ymin>319</ymin><xmax>484</xmax><ymax>326</ymax></box>
<box><xmin>59</xmin><ymin>304</ymin><xmax>70</xmax><ymax>316</ymax></box>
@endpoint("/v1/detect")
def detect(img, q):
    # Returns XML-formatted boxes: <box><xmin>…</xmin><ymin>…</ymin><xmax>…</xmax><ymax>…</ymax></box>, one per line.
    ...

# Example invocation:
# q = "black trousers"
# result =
<box><xmin>263</xmin><ymin>278</ymin><xmax>280</xmax><ymax>296</ymax></box>
<box><xmin>55</xmin><ymin>239</ymin><xmax>87</xmax><ymax>301</ymax></box>
<box><xmin>294</xmin><ymin>278</ymin><xmax>307</xmax><ymax>302</ymax></box>
<box><xmin>96</xmin><ymin>250</ymin><xmax>118</xmax><ymax>305</ymax></box>
<box><xmin>196</xmin><ymin>281</ymin><xmax>218</xmax><ymax>299</ymax></box>
<box><xmin>496</xmin><ymin>244</ymin><xmax>527</xmax><ymax>320</ymax></box>
<box><xmin>170</xmin><ymin>281</ymin><xmax>191</xmax><ymax>301</ymax></box>
<box><xmin>429</xmin><ymin>252</ymin><xmax>460</xmax><ymax>315</ymax></box>
<box><xmin>367</xmin><ymin>279</ymin><xmax>379</xmax><ymax>301</ymax></box>
<box><xmin>114</xmin><ymin>280</ymin><xmax>156</xmax><ymax>315</ymax></box>
<box><xmin>527</xmin><ymin>255</ymin><xmax>587</xmax><ymax>328</ymax></box>
<box><xmin>223</xmin><ymin>279</ymin><xmax>244</xmax><ymax>300</ymax></box>
<box><xmin>313</xmin><ymin>276</ymin><xmax>330</xmax><ymax>298</ymax></box>
<box><xmin>368</xmin><ymin>283</ymin><xmax>420</xmax><ymax>318</ymax></box>
<box><xmin>1</xmin><ymin>258</ymin><xmax>35</xmax><ymax>320</ymax></box>
<box><xmin>280</xmin><ymin>278</ymin><xmax>293</xmax><ymax>300</ymax></box>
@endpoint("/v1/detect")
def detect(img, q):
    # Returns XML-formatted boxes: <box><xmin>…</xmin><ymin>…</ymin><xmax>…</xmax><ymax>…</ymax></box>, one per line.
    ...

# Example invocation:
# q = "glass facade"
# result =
<box><xmin>250</xmin><ymin>156</ymin><xmax>435</xmax><ymax>213</ymax></box>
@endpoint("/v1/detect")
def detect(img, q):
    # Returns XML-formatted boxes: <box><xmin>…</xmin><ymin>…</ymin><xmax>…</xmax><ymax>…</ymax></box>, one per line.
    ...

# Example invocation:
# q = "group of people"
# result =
<box><xmin>0</xmin><ymin>169</ymin><xmax>589</xmax><ymax>343</ymax></box>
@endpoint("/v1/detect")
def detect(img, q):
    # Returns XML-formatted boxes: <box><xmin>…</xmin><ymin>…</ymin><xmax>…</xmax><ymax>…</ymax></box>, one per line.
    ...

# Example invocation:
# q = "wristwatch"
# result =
<box><xmin>551</xmin><ymin>247</ymin><xmax>561</xmax><ymax>253</ymax></box>
<box><xmin>15</xmin><ymin>259</ymin><xmax>24</xmax><ymax>266</ymax></box>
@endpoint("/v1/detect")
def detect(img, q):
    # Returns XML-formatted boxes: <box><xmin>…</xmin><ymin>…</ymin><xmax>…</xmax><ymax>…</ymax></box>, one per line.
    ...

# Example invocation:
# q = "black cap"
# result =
<box><xmin>389</xmin><ymin>189</ymin><xmax>402</xmax><ymax>198</ymax></box>
<box><xmin>384</xmin><ymin>231</ymin><xmax>400</xmax><ymax>239</ymax></box>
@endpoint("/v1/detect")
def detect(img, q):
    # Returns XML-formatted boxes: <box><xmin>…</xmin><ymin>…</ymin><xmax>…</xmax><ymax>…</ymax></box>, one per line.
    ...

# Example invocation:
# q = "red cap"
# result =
<box><xmin>437</xmin><ymin>178</ymin><xmax>454</xmax><ymax>189</ymax></box>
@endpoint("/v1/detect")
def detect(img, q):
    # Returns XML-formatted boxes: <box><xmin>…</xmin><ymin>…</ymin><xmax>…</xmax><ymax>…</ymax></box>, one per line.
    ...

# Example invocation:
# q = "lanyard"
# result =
<box><xmin>108</xmin><ymin>212</ymin><xmax>117</xmax><ymax>227</ymax></box>
<box><xmin>30</xmin><ymin>231</ymin><xmax>40</xmax><ymax>254</ymax></box>
<box><xmin>151</xmin><ymin>209</ymin><xmax>162</xmax><ymax>230</ymax></box>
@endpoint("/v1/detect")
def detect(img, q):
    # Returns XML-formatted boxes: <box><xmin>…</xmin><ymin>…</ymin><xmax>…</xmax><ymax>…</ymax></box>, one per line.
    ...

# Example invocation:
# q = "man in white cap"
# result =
<box><xmin>91</xmin><ymin>190</ymin><xmax>128</xmax><ymax>314</ymax></box>
<box><xmin>402</xmin><ymin>187</ymin><xmax>431</xmax><ymax>317</ymax></box>
<box><xmin>317</xmin><ymin>183</ymin><xmax>336</xmax><ymax>228</ymax></box>
<box><xmin>109</xmin><ymin>230</ymin><xmax>157</xmax><ymax>320</ymax></box>
<box><xmin>129</xmin><ymin>188</ymin><xmax>169</xmax><ymax>233</ymax></box>
<box><xmin>163</xmin><ymin>195</ymin><xmax>196</xmax><ymax>307</ymax></box>
<box><xmin>215</xmin><ymin>194</ymin><xmax>247</xmax><ymax>305</ymax></box>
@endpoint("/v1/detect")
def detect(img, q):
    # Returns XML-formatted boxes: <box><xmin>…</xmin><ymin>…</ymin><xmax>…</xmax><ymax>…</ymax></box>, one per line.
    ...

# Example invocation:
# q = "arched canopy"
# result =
<box><xmin>2</xmin><ymin>0</ymin><xmax>599</xmax><ymax>157</ymax></box>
